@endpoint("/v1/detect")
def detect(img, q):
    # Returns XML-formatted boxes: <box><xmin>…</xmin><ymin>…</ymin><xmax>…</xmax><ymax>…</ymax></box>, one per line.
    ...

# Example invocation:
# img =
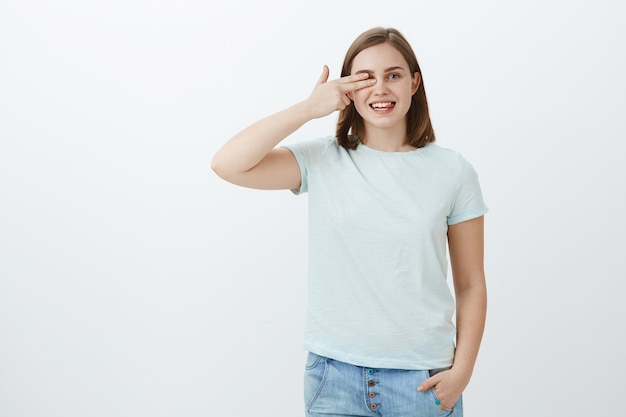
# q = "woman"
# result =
<box><xmin>212</xmin><ymin>27</ymin><xmax>488</xmax><ymax>417</ymax></box>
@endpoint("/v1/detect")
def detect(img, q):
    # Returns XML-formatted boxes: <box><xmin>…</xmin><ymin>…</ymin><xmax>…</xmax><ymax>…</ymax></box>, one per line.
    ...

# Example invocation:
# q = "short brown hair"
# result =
<box><xmin>336</xmin><ymin>27</ymin><xmax>435</xmax><ymax>150</ymax></box>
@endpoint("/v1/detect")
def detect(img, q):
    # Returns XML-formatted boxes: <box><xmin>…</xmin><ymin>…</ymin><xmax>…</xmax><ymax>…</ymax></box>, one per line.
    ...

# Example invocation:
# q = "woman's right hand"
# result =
<box><xmin>305</xmin><ymin>65</ymin><xmax>375</xmax><ymax>119</ymax></box>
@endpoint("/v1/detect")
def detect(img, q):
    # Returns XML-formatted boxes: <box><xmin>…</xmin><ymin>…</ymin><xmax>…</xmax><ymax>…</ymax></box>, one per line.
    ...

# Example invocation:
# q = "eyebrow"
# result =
<box><xmin>355</xmin><ymin>66</ymin><xmax>406</xmax><ymax>74</ymax></box>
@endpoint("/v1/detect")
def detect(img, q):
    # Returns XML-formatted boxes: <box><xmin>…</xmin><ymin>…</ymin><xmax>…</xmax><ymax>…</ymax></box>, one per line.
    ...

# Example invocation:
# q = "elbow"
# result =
<box><xmin>211</xmin><ymin>155</ymin><xmax>230</xmax><ymax>181</ymax></box>
<box><xmin>211</xmin><ymin>153</ymin><xmax>242</xmax><ymax>183</ymax></box>
<box><xmin>210</xmin><ymin>155</ymin><xmax>223</xmax><ymax>177</ymax></box>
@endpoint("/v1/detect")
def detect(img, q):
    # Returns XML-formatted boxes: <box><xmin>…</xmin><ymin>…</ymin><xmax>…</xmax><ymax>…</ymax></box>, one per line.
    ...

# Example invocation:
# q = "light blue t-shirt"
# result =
<box><xmin>284</xmin><ymin>137</ymin><xmax>488</xmax><ymax>370</ymax></box>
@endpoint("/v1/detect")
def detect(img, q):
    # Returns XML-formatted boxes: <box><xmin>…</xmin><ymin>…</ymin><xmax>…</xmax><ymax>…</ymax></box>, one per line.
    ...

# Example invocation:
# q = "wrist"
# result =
<box><xmin>450</xmin><ymin>359</ymin><xmax>474</xmax><ymax>382</ymax></box>
<box><xmin>293</xmin><ymin>99</ymin><xmax>316</xmax><ymax>122</ymax></box>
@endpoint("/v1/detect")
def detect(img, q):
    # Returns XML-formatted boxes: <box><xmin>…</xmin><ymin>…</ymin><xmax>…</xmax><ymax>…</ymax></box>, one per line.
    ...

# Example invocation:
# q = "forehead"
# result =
<box><xmin>351</xmin><ymin>43</ymin><xmax>409</xmax><ymax>73</ymax></box>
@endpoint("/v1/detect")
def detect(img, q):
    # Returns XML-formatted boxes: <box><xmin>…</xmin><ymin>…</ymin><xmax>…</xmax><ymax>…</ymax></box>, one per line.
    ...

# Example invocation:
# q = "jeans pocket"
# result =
<box><xmin>304</xmin><ymin>353</ymin><xmax>329</xmax><ymax>412</ymax></box>
<box><xmin>429</xmin><ymin>388</ymin><xmax>455</xmax><ymax>415</ymax></box>
<box><xmin>305</xmin><ymin>352</ymin><xmax>324</xmax><ymax>370</ymax></box>
<box><xmin>426</xmin><ymin>367</ymin><xmax>457</xmax><ymax>415</ymax></box>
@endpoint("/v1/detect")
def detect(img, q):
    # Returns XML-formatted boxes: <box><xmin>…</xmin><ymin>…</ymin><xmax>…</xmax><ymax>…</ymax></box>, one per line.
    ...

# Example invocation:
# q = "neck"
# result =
<box><xmin>361</xmin><ymin>124</ymin><xmax>415</xmax><ymax>152</ymax></box>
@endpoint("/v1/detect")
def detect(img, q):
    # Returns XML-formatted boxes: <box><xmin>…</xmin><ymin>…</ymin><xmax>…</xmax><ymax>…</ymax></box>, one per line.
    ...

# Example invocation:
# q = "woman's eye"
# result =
<box><xmin>388</xmin><ymin>73</ymin><xmax>400</xmax><ymax>79</ymax></box>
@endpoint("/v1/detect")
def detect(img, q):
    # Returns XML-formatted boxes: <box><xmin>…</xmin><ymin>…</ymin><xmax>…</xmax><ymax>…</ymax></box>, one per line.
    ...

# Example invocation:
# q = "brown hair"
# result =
<box><xmin>336</xmin><ymin>27</ymin><xmax>436</xmax><ymax>150</ymax></box>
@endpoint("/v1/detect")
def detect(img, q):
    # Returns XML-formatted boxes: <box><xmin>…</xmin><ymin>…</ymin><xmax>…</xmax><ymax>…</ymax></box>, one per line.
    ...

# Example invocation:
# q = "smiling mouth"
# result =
<box><xmin>370</xmin><ymin>101</ymin><xmax>396</xmax><ymax>112</ymax></box>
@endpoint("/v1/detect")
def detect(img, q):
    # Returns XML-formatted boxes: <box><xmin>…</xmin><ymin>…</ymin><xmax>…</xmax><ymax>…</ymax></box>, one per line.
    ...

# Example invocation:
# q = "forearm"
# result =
<box><xmin>452</xmin><ymin>278</ymin><xmax>487</xmax><ymax>382</ymax></box>
<box><xmin>211</xmin><ymin>100</ymin><xmax>312</xmax><ymax>177</ymax></box>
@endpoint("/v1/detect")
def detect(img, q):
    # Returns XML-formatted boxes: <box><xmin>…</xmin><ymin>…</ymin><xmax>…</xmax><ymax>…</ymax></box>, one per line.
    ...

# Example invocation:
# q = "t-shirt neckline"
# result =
<box><xmin>357</xmin><ymin>142</ymin><xmax>433</xmax><ymax>156</ymax></box>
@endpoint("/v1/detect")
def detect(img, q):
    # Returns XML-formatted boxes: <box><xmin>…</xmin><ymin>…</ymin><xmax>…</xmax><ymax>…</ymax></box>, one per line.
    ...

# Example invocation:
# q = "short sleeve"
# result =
<box><xmin>447</xmin><ymin>156</ymin><xmax>489</xmax><ymax>225</ymax></box>
<box><xmin>282</xmin><ymin>137</ymin><xmax>334</xmax><ymax>195</ymax></box>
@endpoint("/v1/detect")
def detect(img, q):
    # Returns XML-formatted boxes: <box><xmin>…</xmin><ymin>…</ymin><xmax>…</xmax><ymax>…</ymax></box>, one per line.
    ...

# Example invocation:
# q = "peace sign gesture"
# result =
<box><xmin>305</xmin><ymin>65</ymin><xmax>375</xmax><ymax>119</ymax></box>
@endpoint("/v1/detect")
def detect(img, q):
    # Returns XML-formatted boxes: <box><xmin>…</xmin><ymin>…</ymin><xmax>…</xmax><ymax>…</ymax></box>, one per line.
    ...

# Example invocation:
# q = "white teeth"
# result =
<box><xmin>371</xmin><ymin>102</ymin><xmax>394</xmax><ymax>108</ymax></box>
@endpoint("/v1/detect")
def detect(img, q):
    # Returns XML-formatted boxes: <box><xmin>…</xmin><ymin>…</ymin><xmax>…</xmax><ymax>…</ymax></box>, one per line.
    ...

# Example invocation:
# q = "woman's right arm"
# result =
<box><xmin>211</xmin><ymin>66</ymin><xmax>374</xmax><ymax>190</ymax></box>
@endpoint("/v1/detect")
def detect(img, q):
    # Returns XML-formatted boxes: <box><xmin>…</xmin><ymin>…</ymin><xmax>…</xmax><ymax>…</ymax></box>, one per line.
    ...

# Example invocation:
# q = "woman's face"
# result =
<box><xmin>349</xmin><ymin>43</ymin><xmax>420</xmax><ymax>136</ymax></box>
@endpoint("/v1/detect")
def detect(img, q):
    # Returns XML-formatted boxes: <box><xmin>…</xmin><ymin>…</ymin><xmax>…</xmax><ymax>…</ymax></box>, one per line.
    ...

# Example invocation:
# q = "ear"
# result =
<box><xmin>411</xmin><ymin>72</ymin><xmax>421</xmax><ymax>94</ymax></box>
<box><xmin>347</xmin><ymin>91</ymin><xmax>354</xmax><ymax>100</ymax></box>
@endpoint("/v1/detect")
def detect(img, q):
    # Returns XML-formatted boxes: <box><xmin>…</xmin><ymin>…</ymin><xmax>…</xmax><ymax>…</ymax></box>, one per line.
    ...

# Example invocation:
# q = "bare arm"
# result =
<box><xmin>449</xmin><ymin>215</ymin><xmax>487</xmax><ymax>381</ymax></box>
<box><xmin>418</xmin><ymin>216</ymin><xmax>486</xmax><ymax>409</ymax></box>
<box><xmin>211</xmin><ymin>66</ymin><xmax>375</xmax><ymax>190</ymax></box>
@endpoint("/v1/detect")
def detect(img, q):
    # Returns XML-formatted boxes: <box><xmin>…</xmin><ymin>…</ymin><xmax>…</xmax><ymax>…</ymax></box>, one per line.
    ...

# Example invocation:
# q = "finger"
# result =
<box><xmin>353</xmin><ymin>78</ymin><xmax>377</xmax><ymax>90</ymax></box>
<box><xmin>317</xmin><ymin>65</ymin><xmax>330</xmax><ymax>85</ymax></box>
<box><xmin>338</xmin><ymin>72</ymin><xmax>370</xmax><ymax>84</ymax></box>
<box><xmin>338</xmin><ymin>78</ymin><xmax>376</xmax><ymax>93</ymax></box>
<box><xmin>417</xmin><ymin>376</ymin><xmax>438</xmax><ymax>392</ymax></box>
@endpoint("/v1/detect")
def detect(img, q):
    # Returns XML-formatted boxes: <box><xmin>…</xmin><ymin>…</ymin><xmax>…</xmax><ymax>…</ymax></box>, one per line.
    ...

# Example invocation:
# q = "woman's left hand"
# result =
<box><xmin>417</xmin><ymin>367</ymin><xmax>469</xmax><ymax>410</ymax></box>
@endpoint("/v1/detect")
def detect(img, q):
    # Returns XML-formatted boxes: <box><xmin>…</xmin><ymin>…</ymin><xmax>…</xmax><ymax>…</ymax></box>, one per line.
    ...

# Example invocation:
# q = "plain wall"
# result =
<box><xmin>1</xmin><ymin>0</ymin><xmax>625</xmax><ymax>416</ymax></box>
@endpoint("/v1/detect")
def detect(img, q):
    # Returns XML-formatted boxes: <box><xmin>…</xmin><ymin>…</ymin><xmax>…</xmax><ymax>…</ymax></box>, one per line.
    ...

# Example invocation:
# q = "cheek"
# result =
<box><xmin>352</xmin><ymin>98</ymin><xmax>369</xmax><ymax>114</ymax></box>
<box><xmin>352</xmin><ymin>89</ymin><xmax>369</xmax><ymax>106</ymax></box>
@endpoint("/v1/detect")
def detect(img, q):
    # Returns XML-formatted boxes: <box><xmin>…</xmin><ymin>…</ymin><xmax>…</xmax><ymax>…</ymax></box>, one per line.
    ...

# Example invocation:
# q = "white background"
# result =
<box><xmin>1</xmin><ymin>0</ymin><xmax>625</xmax><ymax>416</ymax></box>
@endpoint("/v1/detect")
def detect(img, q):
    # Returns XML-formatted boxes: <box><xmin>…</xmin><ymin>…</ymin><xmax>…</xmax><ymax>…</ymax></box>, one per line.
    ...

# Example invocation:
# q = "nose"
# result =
<box><xmin>371</xmin><ymin>78</ymin><xmax>388</xmax><ymax>95</ymax></box>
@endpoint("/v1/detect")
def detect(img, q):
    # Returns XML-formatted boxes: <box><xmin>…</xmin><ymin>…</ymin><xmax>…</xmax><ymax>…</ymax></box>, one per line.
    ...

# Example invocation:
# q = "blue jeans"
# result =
<box><xmin>304</xmin><ymin>352</ymin><xmax>463</xmax><ymax>417</ymax></box>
